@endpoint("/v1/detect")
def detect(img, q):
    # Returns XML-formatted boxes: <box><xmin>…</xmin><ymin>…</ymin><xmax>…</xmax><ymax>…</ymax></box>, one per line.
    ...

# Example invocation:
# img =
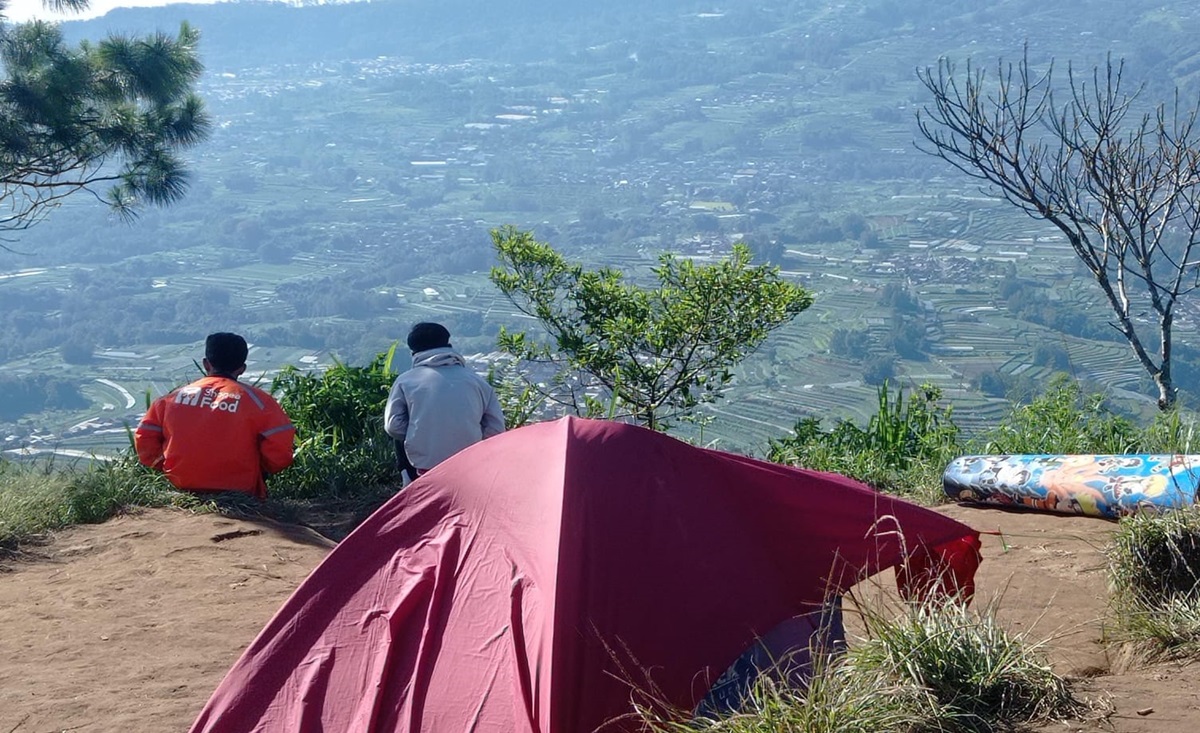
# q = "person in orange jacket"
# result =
<box><xmin>135</xmin><ymin>332</ymin><xmax>295</xmax><ymax>499</ymax></box>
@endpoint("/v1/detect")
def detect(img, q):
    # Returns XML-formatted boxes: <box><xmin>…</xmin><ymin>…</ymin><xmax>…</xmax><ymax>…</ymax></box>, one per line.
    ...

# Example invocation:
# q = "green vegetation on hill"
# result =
<box><xmin>0</xmin><ymin>453</ymin><xmax>194</xmax><ymax>551</ymax></box>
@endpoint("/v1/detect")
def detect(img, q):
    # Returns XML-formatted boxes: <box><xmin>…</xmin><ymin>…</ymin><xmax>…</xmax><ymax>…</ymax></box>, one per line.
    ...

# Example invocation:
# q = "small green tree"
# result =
<box><xmin>490</xmin><ymin>226</ymin><xmax>814</xmax><ymax>431</ymax></box>
<box><xmin>829</xmin><ymin>327</ymin><xmax>871</xmax><ymax>360</ymax></box>
<box><xmin>0</xmin><ymin>5</ymin><xmax>210</xmax><ymax>233</ymax></box>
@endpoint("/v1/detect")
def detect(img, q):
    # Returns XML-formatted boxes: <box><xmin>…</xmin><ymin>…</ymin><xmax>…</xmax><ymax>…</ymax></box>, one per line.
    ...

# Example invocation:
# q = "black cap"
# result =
<box><xmin>205</xmin><ymin>332</ymin><xmax>248</xmax><ymax>373</ymax></box>
<box><xmin>407</xmin><ymin>322</ymin><xmax>451</xmax><ymax>353</ymax></box>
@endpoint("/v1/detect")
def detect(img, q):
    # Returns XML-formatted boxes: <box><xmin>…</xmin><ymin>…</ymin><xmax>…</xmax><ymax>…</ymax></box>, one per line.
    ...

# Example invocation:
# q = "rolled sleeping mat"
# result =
<box><xmin>942</xmin><ymin>454</ymin><xmax>1200</xmax><ymax>519</ymax></box>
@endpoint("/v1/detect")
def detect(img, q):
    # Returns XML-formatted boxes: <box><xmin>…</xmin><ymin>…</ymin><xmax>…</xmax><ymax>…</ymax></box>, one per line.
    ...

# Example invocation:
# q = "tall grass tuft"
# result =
<box><xmin>638</xmin><ymin>661</ymin><xmax>944</xmax><ymax>733</ymax></box>
<box><xmin>639</xmin><ymin>596</ymin><xmax>1083</xmax><ymax>733</ymax></box>
<box><xmin>849</xmin><ymin>598</ymin><xmax>1082</xmax><ymax>732</ymax></box>
<box><xmin>1139</xmin><ymin>408</ymin><xmax>1200</xmax><ymax>454</ymax></box>
<box><xmin>1107</xmin><ymin>506</ymin><xmax>1200</xmax><ymax>658</ymax></box>
<box><xmin>0</xmin><ymin>453</ymin><xmax>194</xmax><ymax>552</ymax></box>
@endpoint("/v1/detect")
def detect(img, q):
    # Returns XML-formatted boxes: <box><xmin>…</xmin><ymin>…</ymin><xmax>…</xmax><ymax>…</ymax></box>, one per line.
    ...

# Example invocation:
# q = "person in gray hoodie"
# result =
<box><xmin>384</xmin><ymin>322</ymin><xmax>506</xmax><ymax>478</ymax></box>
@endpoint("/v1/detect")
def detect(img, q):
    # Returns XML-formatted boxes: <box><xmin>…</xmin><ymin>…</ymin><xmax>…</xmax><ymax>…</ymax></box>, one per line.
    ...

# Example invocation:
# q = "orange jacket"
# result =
<box><xmin>135</xmin><ymin>376</ymin><xmax>295</xmax><ymax>499</ymax></box>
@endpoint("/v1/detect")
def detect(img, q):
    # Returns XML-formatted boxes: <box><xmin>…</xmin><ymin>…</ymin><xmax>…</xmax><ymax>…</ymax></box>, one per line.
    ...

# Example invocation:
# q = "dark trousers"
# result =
<box><xmin>394</xmin><ymin>440</ymin><xmax>420</xmax><ymax>482</ymax></box>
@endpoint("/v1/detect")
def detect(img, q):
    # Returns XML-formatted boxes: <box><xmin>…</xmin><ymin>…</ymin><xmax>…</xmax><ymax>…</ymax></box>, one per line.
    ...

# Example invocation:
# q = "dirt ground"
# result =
<box><xmin>936</xmin><ymin>504</ymin><xmax>1200</xmax><ymax>733</ymax></box>
<box><xmin>1</xmin><ymin>504</ymin><xmax>1198</xmax><ymax>732</ymax></box>
<box><xmin>0</xmin><ymin>509</ymin><xmax>334</xmax><ymax>733</ymax></box>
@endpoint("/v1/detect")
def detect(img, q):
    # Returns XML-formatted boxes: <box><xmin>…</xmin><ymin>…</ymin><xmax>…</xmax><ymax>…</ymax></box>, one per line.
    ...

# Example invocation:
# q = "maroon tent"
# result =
<box><xmin>190</xmin><ymin>416</ymin><xmax>979</xmax><ymax>733</ymax></box>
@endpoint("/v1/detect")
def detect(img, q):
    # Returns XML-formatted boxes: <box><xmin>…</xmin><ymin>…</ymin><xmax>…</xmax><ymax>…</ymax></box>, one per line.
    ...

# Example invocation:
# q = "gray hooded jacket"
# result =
<box><xmin>384</xmin><ymin>346</ymin><xmax>506</xmax><ymax>471</ymax></box>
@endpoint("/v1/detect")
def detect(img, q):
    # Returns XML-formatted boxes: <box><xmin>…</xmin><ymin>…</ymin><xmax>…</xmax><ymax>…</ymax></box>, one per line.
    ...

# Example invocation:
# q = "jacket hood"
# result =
<box><xmin>411</xmin><ymin>346</ymin><xmax>467</xmax><ymax>369</ymax></box>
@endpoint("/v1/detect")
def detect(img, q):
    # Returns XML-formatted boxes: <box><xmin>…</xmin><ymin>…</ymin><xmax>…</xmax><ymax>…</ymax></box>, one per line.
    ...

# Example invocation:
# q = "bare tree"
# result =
<box><xmin>917</xmin><ymin>50</ymin><xmax>1200</xmax><ymax>410</ymax></box>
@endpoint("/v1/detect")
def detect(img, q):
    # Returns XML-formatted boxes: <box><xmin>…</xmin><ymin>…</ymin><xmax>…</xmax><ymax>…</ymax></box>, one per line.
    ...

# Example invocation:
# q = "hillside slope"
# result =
<box><xmin>0</xmin><ymin>505</ymin><xmax>1197</xmax><ymax>731</ymax></box>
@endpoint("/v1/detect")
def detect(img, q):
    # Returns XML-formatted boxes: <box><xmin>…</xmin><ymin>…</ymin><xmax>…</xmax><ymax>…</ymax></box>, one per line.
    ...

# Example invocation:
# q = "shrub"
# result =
<box><xmin>273</xmin><ymin>431</ymin><xmax>399</xmax><ymax>501</ymax></box>
<box><xmin>486</xmin><ymin>357</ymin><xmax>552</xmax><ymax>430</ymax></box>
<box><xmin>976</xmin><ymin>375</ymin><xmax>1140</xmax><ymax>455</ymax></box>
<box><xmin>273</xmin><ymin>345</ymin><xmax>398</xmax><ymax>449</ymax></box>
<box><xmin>767</xmin><ymin>382</ymin><xmax>960</xmax><ymax>502</ymax></box>
<box><xmin>270</xmin><ymin>346</ymin><xmax>402</xmax><ymax>500</ymax></box>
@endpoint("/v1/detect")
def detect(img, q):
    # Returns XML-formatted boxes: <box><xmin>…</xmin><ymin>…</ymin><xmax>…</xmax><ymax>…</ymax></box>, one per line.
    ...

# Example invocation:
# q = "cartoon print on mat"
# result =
<box><xmin>942</xmin><ymin>454</ymin><xmax>1200</xmax><ymax>518</ymax></box>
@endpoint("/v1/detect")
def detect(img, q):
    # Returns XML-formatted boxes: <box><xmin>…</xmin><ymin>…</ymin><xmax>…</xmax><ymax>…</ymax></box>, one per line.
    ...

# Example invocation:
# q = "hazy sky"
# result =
<box><xmin>4</xmin><ymin>0</ymin><xmax>227</xmax><ymax>22</ymax></box>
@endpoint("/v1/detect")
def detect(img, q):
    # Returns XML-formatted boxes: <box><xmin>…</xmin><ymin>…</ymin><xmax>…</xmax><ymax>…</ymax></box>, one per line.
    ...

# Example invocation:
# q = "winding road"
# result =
<box><xmin>96</xmin><ymin>378</ymin><xmax>137</xmax><ymax>409</ymax></box>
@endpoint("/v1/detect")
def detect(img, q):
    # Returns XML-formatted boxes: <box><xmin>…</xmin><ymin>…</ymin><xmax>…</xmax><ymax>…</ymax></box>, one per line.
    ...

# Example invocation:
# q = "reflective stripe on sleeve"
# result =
<box><xmin>261</xmin><ymin>423</ymin><xmax>295</xmax><ymax>438</ymax></box>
